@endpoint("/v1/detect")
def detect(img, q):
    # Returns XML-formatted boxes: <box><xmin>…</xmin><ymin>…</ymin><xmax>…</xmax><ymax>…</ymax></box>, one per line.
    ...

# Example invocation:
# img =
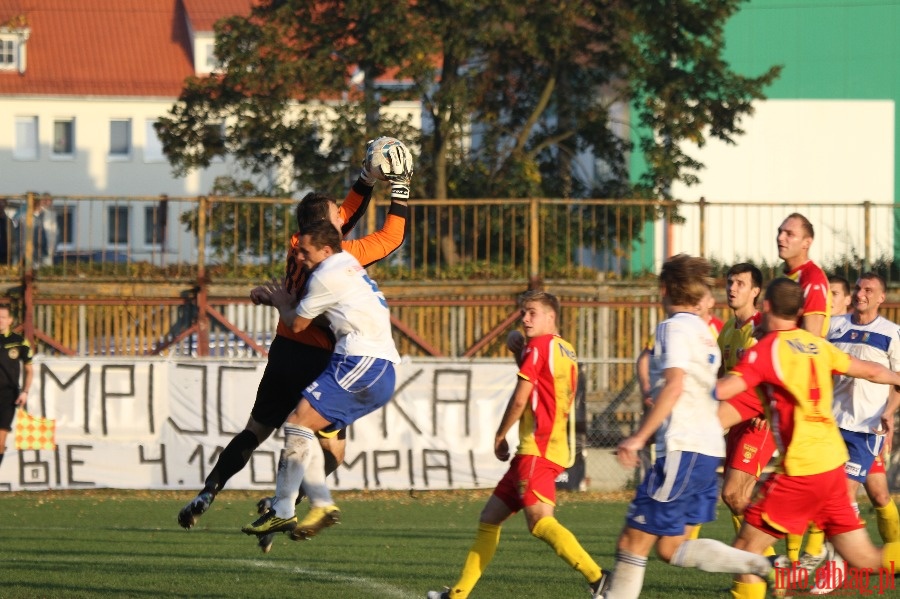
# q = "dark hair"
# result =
<box><xmin>727</xmin><ymin>263</ymin><xmax>763</xmax><ymax>289</ymax></box>
<box><xmin>858</xmin><ymin>271</ymin><xmax>887</xmax><ymax>293</ymax></box>
<box><xmin>784</xmin><ymin>212</ymin><xmax>814</xmax><ymax>239</ymax></box>
<box><xmin>828</xmin><ymin>274</ymin><xmax>851</xmax><ymax>296</ymax></box>
<box><xmin>659</xmin><ymin>254</ymin><xmax>713</xmax><ymax>306</ymax></box>
<box><xmin>299</xmin><ymin>219</ymin><xmax>342</xmax><ymax>252</ymax></box>
<box><xmin>764</xmin><ymin>278</ymin><xmax>804</xmax><ymax>319</ymax></box>
<box><xmin>295</xmin><ymin>192</ymin><xmax>336</xmax><ymax>229</ymax></box>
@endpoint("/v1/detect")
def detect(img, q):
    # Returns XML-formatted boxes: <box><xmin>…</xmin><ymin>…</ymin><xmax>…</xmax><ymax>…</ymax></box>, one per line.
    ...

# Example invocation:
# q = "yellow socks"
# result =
<box><xmin>450</xmin><ymin>522</ymin><xmax>501</xmax><ymax>598</ymax></box>
<box><xmin>731</xmin><ymin>580</ymin><xmax>767</xmax><ymax>599</ymax></box>
<box><xmin>786</xmin><ymin>533</ymin><xmax>801</xmax><ymax>563</ymax></box>
<box><xmin>688</xmin><ymin>524</ymin><xmax>701</xmax><ymax>540</ymax></box>
<box><xmin>881</xmin><ymin>541</ymin><xmax>900</xmax><ymax>570</ymax></box>
<box><xmin>531</xmin><ymin>516</ymin><xmax>602</xmax><ymax>583</ymax></box>
<box><xmin>731</xmin><ymin>514</ymin><xmax>743</xmax><ymax>536</ymax></box>
<box><xmin>805</xmin><ymin>525</ymin><xmax>825</xmax><ymax>557</ymax></box>
<box><xmin>875</xmin><ymin>500</ymin><xmax>900</xmax><ymax>543</ymax></box>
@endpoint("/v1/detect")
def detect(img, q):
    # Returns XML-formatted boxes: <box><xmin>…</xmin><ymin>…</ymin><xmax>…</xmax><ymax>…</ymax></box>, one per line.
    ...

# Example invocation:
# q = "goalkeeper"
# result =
<box><xmin>177</xmin><ymin>138</ymin><xmax>413</xmax><ymax>552</ymax></box>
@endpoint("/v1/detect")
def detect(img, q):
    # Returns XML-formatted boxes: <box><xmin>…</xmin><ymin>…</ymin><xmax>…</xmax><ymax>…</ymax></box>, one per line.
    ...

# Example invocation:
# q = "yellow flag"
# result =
<box><xmin>14</xmin><ymin>408</ymin><xmax>56</xmax><ymax>451</ymax></box>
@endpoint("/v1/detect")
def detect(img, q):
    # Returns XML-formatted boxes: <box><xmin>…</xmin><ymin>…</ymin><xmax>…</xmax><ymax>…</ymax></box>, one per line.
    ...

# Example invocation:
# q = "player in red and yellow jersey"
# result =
<box><xmin>427</xmin><ymin>291</ymin><xmax>608</xmax><ymax>599</ymax></box>
<box><xmin>716</xmin><ymin>278</ymin><xmax>900</xmax><ymax>599</ymax></box>
<box><xmin>717</xmin><ymin>264</ymin><xmax>778</xmax><ymax>548</ymax></box>
<box><xmin>178</xmin><ymin>141</ymin><xmax>410</xmax><ymax>537</ymax></box>
<box><xmin>776</xmin><ymin>212</ymin><xmax>832</xmax><ymax>564</ymax></box>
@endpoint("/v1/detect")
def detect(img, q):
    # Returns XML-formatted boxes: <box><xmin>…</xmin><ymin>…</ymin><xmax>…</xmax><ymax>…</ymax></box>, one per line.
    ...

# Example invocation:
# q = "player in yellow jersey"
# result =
<box><xmin>717</xmin><ymin>264</ymin><xmax>777</xmax><ymax>546</ymax></box>
<box><xmin>427</xmin><ymin>291</ymin><xmax>608</xmax><ymax>599</ymax></box>
<box><xmin>716</xmin><ymin>278</ymin><xmax>900</xmax><ymax>599</ymax></box>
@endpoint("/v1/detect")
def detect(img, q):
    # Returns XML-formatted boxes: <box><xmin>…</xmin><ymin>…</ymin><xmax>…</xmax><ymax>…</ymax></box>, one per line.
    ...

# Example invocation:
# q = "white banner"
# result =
<box><xmin>0</xmin><ymin>357</ymin><xmax>519</xmax><ymax>492</ymax></box>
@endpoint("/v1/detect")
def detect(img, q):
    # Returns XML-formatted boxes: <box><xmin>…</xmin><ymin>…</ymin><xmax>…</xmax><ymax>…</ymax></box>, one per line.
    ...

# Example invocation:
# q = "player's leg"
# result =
<box><xmin>0</xmin><ymin>400</ymin><xmax>15</xmax><ymax>468</ymax></box>
<box><xmin>521</xmin><ymin>457</ymin><xmax>607</xmax><ymax>595</ymax></box>
<box><xmin>729</xmin><ymin>523</ymin><xmax>782</xmax><ymax>599</ymax></box>
<box><xmin>428</xmin><ymin>475</ymin><xmax>517</xmax><ymax>599</ymax></box>
<box><xmin>664</xmin><ymin>454</ymin><xmax>772</xmax><ymax>579</ymax></box>
<box><xmin>241</xmin><ymin>397</ymin><xmax>331</xmax><ymax>535</ymax></box>
<box><xmin>178</xmin><ymin>338</ymin><xmax>331</xmax><ymax>529</ymax></box>
<box><xmin>865</xmin><ymin>456</ymin><xmax>900</xmax><ymax>543</ymax></box>
<box><xmin>0</xmin><ymin>427</ymin><xmax>8</xmax><ymax>467</ymax></box>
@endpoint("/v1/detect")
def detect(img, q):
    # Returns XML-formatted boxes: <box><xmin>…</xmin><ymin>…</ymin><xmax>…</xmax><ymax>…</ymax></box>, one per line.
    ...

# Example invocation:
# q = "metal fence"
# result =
<box><xmin>1</xmin><ymin>193</ymin><xmax>895</xmax><ymax>283</ymax></box>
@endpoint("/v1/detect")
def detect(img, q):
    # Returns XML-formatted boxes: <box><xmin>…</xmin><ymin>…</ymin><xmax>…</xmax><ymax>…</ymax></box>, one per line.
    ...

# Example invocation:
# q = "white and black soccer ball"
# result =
<box><xmin>364</xmin><ymin>136</ymin><xmax>409</xmax><ymax>181</ymax></box>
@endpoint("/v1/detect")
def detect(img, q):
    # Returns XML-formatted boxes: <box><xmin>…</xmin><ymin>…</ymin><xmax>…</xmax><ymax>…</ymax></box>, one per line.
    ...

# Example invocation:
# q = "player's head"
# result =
<box><xmin>852</xmin><ymin>272</ymin><xmax>886</xmax><ymax>318</ymax></box>
<box><xmin>763</xmin><ymin>277</ymin><xmax>804</xmax><ymax>321</ymax></box>
<box><xmin>0</xmin><ymin>305</ymin><xmax>12</xmax><ymax>334</ymax></box>
<box><xmin>659</xmin><ymin>254</ymin><xmax>713</xmax><ymax>312</ymax></box>
<box><xmin>828</xmin><ymin>275</ymin><xmax>852</xmax><ymax>316</ymax></box>
<box><xmin>725</xmin><ymin>263</ymin><xmax>763</xmax><ymax>311</ymax></box>
<box><xmin>297</xmin><ymin>219</ymin><xmax>343</xmax><ymax>270</ymax></box>
<box><xmin>517</xmin><ymin>290</ymin><xmax>560</xmax><ymax>338</ymax></box>
<box><xmin>776</xmin><ymin>213</ymin><xmax>814</xmax><ymax>266</ymax></box>
<box><xmin>296</xmin><ymin>192</ymin><xmax>342</xmax><ymax>232</ymax></box>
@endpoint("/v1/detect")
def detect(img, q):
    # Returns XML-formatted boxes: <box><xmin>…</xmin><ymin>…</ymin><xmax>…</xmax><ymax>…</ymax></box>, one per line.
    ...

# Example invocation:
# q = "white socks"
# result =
<box><xmin>670</xmin><ymin>539</ymin><xmax>771</xmax><ymax>577</ymax></box>
<box><xmin>272</xmin><ymin>426</ymin><xmax>325</xmax><ymax>518</ymax></box>
<box><xmin>604</xmin><ymin>550</ymin><xmax>647</xmax><ymax>599</ymax></box>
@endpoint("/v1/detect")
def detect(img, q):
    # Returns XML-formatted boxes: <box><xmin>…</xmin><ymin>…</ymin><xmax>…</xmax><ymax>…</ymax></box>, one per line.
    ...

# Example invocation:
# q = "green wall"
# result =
<box><xmin>723</xmin><ymin>0</ymin><xmax>900</xmax><ymax>258</ymax></box>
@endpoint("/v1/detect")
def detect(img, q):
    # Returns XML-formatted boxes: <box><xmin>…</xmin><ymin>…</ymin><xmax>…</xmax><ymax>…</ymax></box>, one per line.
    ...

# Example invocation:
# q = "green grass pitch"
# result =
<box><xmin>0</xmin><ymin>489</ymin><xmax>889</xmax><ymax>598</ymax></box>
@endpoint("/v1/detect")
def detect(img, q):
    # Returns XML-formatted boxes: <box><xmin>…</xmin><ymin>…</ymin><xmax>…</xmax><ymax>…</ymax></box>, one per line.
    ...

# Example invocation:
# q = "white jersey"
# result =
<box><xmin>296</xmin><ymin>251</ymin><xmax>400</xmax><ymax>363</ymax></box>
<box><xmin>650</xmin><ymin>312</ymin><xmax>725</xmax><ymax>458</ymax></box>
<box><xmin>828</xmin><ymin>313</ymin><xmax>900</xmax><ymax>433</ymax></box>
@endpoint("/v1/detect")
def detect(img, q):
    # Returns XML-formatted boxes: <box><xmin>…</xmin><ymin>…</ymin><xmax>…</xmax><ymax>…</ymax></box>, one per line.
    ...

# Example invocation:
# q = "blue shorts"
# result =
<box><xmin>625</xmin><ymin>451</ymin><xmax>721</xmax><ymax>537</ymax></box>
<box><xmin>302</xmin><ymin>354</ymin><xmax>395</xmax><ymax>431</ymax></box>
<box><xmin>840</xmin><ymin>428</ymin><xmax>884</xmax><ymax>483</ymax></box>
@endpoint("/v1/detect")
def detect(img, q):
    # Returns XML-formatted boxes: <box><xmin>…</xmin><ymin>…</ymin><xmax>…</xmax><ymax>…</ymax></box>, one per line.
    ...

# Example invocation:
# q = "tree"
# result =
<box><xmin>158</xmin><ymin>0</ymin><xmax>779</xmax><ymax>273</ymax></box>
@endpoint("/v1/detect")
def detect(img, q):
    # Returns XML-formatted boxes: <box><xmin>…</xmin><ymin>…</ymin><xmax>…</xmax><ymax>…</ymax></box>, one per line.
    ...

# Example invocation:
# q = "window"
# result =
<box><xmin>144</xmin><ymin>119</ymin><xmax>165</xmax><ymax>162</ymax></box>
<box><xmin>0</xmin><ymin>36</ymin><xmax>17</xmax><ymax>71</ymax></box>
<box><xmin>204</xmin><ymin>42</ymin><xmax>217</xmax><ymax>70</ymax></box>
<box><xmin>52</xmin><ymin>119</ymin><xmax>74</xmax><ymax>157</ymax></box>
<box><xmin>109</xmin><ymin>119</ymin><xmax>131</xmax><ymax>158</ymax></box>
<box><xmin>14</xmin><ymin>116</ymin><xmax>37</xmax><ymax>160</ymax></box>
<box><xmin>144</xmin><ymin>203</ymin><xmax>167</xmax><ymax>245</ymax></box>
<box><xmin>107</xmin><ymin>206</ymin><xmax>129</xmax><ymax>245</ymax></box>
<box><xmin>55</xmin><ymin>204</ymin><xmax>75</xmax><ymax>247</ymax></box>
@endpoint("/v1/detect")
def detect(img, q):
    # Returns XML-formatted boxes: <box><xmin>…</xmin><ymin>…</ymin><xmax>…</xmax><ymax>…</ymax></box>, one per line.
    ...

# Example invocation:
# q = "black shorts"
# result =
<box><xmin>0</xmin><ymin>394</ymin><xmax>16</xmax><ymax>430</ymax></box>
<box><xmin>251</xmin><ymin>336</ymin><xmax>333</xmax><ymax>429</ymax></box>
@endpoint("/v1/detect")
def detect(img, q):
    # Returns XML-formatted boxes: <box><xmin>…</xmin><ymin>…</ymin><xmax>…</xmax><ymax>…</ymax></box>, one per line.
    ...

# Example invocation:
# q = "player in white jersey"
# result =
<box><xmin>241</xmin><ymin>219</ymin><xmax>399</xmax><ymax>540</ymax></box>
<box><xmin>606</xmin><ymin>255</ymin><xmax>773</xmax><ymax>599</ymax></box>
<box><xmin>828</xmin><ymin>272</ymin><xmax>900</xmax><ymax>543</ymax></box>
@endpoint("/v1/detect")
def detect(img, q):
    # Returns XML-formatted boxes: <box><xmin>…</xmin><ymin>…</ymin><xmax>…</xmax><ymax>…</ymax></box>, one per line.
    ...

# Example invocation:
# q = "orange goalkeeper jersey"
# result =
<box><xmin>275</xmin><ymin>183</ymin><xmax>407</xmax><ymax>349</ymax></box>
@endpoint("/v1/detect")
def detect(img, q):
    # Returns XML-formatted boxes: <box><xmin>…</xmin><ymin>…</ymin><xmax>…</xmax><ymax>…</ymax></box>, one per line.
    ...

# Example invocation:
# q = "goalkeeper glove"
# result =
<box><xmin>383</xmin><ymin>143</ymin><xmax>413</xmax><ymax>200</ymax></box>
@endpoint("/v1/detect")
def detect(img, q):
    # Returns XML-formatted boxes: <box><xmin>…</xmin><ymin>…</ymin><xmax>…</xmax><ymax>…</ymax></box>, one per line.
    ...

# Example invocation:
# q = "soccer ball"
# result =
<box><xmin>364</xmin><ymin>136</ymin><xmax>410</xmax><ymax>181</ymax></box>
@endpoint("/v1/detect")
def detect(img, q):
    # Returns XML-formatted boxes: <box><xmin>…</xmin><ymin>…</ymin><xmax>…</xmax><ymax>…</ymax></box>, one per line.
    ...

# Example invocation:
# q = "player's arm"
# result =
<box><xmin>880</xmin><ymin>385</ymin><xmax>900</xmax><ymax>455</ymax></box>
<box><xmin>844</xmin><ymin>356</ymin><xmax>900</xmax><ymax>387</ymax></box>
<box><xmin>341</xmin><ymin>200</ymin><xmax>408</xmax><ymax>266</ymax></box>
<box><xmin>16</xmin><ymin>361</ymin><xmax>33</xmax><ymax>407</ymax></box>
<box><xmin>494</xmin><ymin>377</ymin><xmax>532</xmax><ymax>462</ymax></box>
<box><xmin>801</xmin><ymin>313</ymin><xmax>826</xmax><ymax>338</ymax></box>
<box><xmin>636</xmin><ymin>346</ymin><xmax>652</xmax><ymax>403</ymax></box>
<box><xmin>339</xmin><ymin>178</ymin><xmax>375</xmax><ymax>236</ymax></box>
<box><xmin>616</xmin><ymin>366</ymin><xmax>683</xmax><ymax>468</ymax></box>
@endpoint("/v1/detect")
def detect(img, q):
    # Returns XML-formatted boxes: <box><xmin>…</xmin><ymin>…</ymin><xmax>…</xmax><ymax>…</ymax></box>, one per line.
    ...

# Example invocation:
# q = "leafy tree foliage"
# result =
<box><xmin>157</xmin><ymin>0</ymin><xmax>780</xmax><ymax>272</ymax></box>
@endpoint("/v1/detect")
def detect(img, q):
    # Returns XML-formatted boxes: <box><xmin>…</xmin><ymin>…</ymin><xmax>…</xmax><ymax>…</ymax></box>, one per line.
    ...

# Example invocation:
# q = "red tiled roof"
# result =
<box><xmin>182</xmin><ymin>0</ymin><xmax>251</xmax><ymax>32</ymax></box>
<box><xmin>0</xmin><ymin>0</ymin><xmax>250</xmax><ymax>97</ymax></box>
